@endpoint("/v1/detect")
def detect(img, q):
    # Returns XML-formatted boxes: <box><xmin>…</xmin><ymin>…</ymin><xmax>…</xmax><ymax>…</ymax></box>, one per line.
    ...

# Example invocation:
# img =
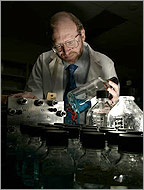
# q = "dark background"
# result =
<box><xmin>1</xmin><ymin>1</ymin><xmax>143</xmax><ymax>109</ymax></box>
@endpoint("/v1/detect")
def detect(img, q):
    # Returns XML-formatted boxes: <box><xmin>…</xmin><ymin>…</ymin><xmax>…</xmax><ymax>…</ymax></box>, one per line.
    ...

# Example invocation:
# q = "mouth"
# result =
<box><xmin>63</xmin><ymin>53</ymin><xmax>75</xmax><ymax>59</ymax></box>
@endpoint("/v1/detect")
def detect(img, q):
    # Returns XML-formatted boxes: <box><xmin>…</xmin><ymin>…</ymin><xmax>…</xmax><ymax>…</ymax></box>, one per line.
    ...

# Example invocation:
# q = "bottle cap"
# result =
<box><xmin>107</xmin><ymin>130</ymin><xmax>127</xmax><ymax>145</ymax></box>
<box><xmin>118</xmin><ymin>134</ymin><xmax>143</xmax><ymax>153</ymax></box>
<box><xmin>81</xmin><ymin>131</ymin><xmax>106</xmax><ymax>149</ymax></box>
<box><xmin>97</xmin><ymin>90</ymin><xmax>109</xmax><ymax>98</ymax></box>
<box><xmin>99</xmin><ymin>127</ymin><xmax>116</xmax><ymax>139</ymax></box>
<box><xmin>80</xmin><ymin>127</ymin><xmax>98</xmax><ymax>142</ymax></box>
<box><xmin>64</xmin><ymin>126</ymin><xmax>80</xmax><ymax>139</ymax></box>
<box><xmin>44</xmin><ymin>129</ymin><xmax>69</xmax><ymax>146</ymax></box>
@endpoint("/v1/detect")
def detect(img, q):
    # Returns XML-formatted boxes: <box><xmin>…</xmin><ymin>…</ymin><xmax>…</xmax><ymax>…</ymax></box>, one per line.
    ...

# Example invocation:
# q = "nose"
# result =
<box><xmin>62</xmin><ymin>44</ymin><xmax>71</xmax><ymax>55</ymax></box>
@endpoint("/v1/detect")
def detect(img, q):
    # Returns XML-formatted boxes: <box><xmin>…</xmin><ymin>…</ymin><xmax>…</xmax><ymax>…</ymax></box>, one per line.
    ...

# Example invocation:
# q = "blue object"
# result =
<box><xmin>64</xmin><ymin>64</ymin><xmax>79</xmax><ymax>124</ymax></box>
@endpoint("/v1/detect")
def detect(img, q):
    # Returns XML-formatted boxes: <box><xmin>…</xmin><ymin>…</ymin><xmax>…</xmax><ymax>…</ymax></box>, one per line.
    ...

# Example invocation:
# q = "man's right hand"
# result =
<box><xmin>10</xmin><ymin>91</ymin><xmax>38</xmax><ymax>99</ymax></box>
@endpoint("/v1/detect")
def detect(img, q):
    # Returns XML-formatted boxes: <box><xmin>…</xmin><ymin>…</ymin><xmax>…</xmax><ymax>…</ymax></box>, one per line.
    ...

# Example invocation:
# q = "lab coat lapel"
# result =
<box><xmin>49</xmin><ymin>57</ymin><xmax>64</xmax><ymax>101</ymax></box>
<box><xmin>87</xmin><ymin>46</ymin><xmax>102</xmax><ymax>82</ymax></box>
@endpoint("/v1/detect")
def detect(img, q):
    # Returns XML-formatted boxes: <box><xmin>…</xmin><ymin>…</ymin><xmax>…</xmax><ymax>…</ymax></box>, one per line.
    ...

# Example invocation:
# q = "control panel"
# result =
<box><xmin>7</xmin><ymin>97</ymin><xmax>66</xmax><ymax>127</ymax></box>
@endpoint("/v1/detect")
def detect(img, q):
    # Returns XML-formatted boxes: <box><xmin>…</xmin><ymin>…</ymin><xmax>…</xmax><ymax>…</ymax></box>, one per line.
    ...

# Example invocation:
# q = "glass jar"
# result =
<box><xmin>112</xmin><ymin>134</ymin><xmax>143</xmax><ymax>189</ymax></box>
<box><xmin>64</xmin><ymin>126</ymin><xmax>84</xmax><ymax>169</ymax></box>
<box><xmin>75</xmin><ymin>131</ymin><xmax>112</xmax><ymax>189</ymax></box>
<box><xmin>39</xmin><ymin>129</ymin><xmax>74</xmax><ymax>189</ymax></box>
<box><xmin>67</xmin><ymin>76</ymin><xmax>118</xmax><ymax>114</ymax></box>
<box><xmin>86</xmin><ymin>90</ymin><xmax>111</xmax><ymax>130</ymax></box>
<box><xmin>108</xmin><ymin>96</ymin><xmax>143</xmax><ymax>131</ymax></box>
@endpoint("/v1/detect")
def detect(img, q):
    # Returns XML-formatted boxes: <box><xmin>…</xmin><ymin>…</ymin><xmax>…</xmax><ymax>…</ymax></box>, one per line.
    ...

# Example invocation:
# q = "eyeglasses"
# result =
<box><xmin>52</xmin><ymin>33</ymin><xmax>80</xmax><ymax>53</ymax></box>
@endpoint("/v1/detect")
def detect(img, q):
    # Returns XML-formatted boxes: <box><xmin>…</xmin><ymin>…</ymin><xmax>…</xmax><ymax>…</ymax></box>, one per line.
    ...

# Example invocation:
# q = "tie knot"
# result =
<box><xmin>68</xmin><ymin>64</ymin><xmax>78</xmax><ymax>75</ymax></box>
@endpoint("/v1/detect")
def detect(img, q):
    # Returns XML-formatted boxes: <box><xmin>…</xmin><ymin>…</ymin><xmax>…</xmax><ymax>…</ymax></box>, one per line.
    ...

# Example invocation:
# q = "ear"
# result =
<box><xmin>80</xmin><ymin>28</ymin><xmax>86</xmax><ymax>42</ymax></box>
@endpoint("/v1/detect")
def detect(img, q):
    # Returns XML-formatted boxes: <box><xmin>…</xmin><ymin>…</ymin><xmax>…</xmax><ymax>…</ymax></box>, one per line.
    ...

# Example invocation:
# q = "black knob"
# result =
<box><xmin>48</xmin><ymin>108</ymin><xmax>57</xmax><ymax>112</ymax></box>
<box><xmin>56</xmin><ymin>110</ymin><xmax>66</xmax><ymax>117</ymax></box>
<box><xmin>17</xmin><ymin>97</ymin><xmax>28</xmax><ymax>105</ymax></box>
<box><xmin>34</xmin><ymin>99</ymin><xmax>44</xmax><ymax>106</ymax></box>
<box><xmin>8</xmin><ymin>108</ymin><xmax>17</xmax><ymax>116</ymax></box>
<box><xmin>47</xmin><ymin>100</ymin><xmax>58</xmax><ymax>106</ymax></box>
<box><xmin>7</xmin><ymin>126</ymin><xmax>16</xmax><ymax>133</ymax></box>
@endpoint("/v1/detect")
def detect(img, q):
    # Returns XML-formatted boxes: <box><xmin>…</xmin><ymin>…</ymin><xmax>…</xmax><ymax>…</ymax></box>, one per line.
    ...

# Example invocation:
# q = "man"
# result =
<box><xmin>12</xmin><ymin>11</ymin><xmax>119</xmax><ymax>124</ymax></box>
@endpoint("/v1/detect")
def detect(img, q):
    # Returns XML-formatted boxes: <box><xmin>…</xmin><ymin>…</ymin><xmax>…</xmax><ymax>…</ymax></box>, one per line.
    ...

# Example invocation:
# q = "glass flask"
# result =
<box><xmin>67</xmin><ymin>76</ymin><xmax>118</xmax><ymax>113</ymax></box>
<box><xmin>86</xmin><ymin>90</ymin><xmax>111</xmax><ymax>129</ymax></box>
<box><xmin>39</xmin><ymin>129</ymin><xmax>74</xmax><ymax>189</ymax></box>
<box><xmin>108</xmin><ymin>96</ymin><xmax>143</xmax><ymax>131</ymax></box>
<box><xmin>112</xmin><ymin>134</ymin><xmax>143</xmax><ymax>189</ymax></box>
<box><xmin>75</xmin><ymin>131</ymin><xmax>113</xmax><ymax>189</ymax></box>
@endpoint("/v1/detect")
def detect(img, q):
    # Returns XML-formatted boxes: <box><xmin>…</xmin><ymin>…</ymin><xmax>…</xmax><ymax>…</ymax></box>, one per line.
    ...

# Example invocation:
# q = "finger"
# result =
<box><xmin>108</xmin><ymin>99</ymin><xmax>116</xmax><ymax>107</ymax></box>
<box><xmin>107</xmin><ymin>88</ymin><xmax>119</xmax><ymax>105</ymax></box>
<box><xmin>108</xmin><ymin>81</ymin><xmax>119</xmax><ymax>97</ymax></box>
<box><xmin>107</xmin><ymin>87</ymin><xmax>118</xmax><ymax>98</ymax></box>
<box><xmin>108</xmin><ymin>81</ymin><xmax>119</xmax><ymax>94</ymax></box>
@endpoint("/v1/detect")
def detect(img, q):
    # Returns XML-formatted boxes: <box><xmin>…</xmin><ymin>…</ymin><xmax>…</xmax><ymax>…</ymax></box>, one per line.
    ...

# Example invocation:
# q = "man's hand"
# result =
<box><xmin>10</xmin><ymin>91</ymin><xmax>38</xmax><ymax>99</ymax></box>
<box><xmin>107</xmin><ymin>80</ymin><xmax>119</xmax><ymax>106</ymax></box>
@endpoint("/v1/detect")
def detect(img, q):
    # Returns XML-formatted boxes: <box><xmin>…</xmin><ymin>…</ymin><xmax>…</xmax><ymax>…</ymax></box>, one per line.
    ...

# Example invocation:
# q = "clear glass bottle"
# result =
<box><xmin>75</xmin><ymin>131</ymin><xmax>112</xmax><ymax>189</ymax></box>
<box><xmin>67</xmin><ymin>76</ymin><xmax>118</xmax><ymax>113</ymax></box>
<box><xmin>112</xmin><ymin>134</ymin><xmax>143</xmax><ymax>189</ymax></box>
<box><xmin>108</xmin><ymin>96</ymin><xmax>143</xmax><ymax>131</ymax></box>
<box><xmin>86</xmin><ymin>90</ymin><xmax>111</xmax><ymax>130</ymax></box>
<box><xmin>20</xmin><ymin>125</ymin><xmax>46</xmax><ymax>188</ymax></box>
<box><xmin>64</xmin><ymin>126</ymin><xmax>84</xmax><ymax>170</ymax></box>
<box><xmin>39</xmin><ymin>129</ymin><xmax>74</xmax><ymax>189</ymax></box>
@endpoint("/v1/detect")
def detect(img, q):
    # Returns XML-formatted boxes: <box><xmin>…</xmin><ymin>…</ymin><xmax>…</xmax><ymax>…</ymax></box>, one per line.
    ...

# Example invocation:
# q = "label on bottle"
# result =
<box><xmin>92</xmin><ymin>113</ymin><xmax>107</xmax><ymax>127</ymax></box>
<box><xmin>112</xmin><ymin>116</ymin><xmax>124</xmax><ymax>129</ymax></box>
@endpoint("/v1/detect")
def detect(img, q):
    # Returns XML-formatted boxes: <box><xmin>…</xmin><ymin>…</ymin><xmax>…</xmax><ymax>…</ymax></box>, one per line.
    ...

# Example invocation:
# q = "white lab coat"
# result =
<box><xmin>25</xmin><ymin>42</ymin><xmax>118</xmax><ymax>100</ymax></box>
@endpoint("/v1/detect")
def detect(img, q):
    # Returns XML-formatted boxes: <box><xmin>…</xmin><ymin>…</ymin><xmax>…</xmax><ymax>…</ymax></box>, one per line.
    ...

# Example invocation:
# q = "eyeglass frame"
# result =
<box><xmin>52</xmin><ymin>33</ymin><xmax>81</xmax><ymax>53</ymax></box>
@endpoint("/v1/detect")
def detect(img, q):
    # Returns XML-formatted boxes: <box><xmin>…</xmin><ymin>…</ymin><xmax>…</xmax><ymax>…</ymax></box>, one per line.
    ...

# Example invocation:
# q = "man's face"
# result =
<box><xmin>52</xmin><ymin>18</ymin><xmax>85</xmax><ymax>64</ymax></box>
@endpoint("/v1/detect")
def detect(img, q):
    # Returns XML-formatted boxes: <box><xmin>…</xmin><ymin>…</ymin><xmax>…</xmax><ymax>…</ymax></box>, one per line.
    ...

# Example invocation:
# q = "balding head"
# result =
<box><xmin>50</xmin><ymin>11</ymin><xmax>84</xmax><ymax>34</ymax></box>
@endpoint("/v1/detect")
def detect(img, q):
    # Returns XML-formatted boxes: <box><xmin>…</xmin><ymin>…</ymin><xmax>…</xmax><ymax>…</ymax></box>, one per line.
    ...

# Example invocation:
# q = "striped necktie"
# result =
<box><xmin>64</xmin><ymin>64</ymin><xmax>79</xmax><ymax>124</ymax></box>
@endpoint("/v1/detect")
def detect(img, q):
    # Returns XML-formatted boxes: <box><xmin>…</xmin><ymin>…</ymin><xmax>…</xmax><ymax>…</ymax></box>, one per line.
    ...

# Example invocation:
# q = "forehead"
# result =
<box><xmin>52</xmin><ymin>18</ymin><xmax>78</xmax><ymax>42</ymax></box>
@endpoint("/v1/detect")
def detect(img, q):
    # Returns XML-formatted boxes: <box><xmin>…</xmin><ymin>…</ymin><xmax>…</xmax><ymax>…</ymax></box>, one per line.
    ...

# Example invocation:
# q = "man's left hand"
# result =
<box><xmin>107</xmin><ymin>80</ymin><xmax>119</xmax><ymax>106</ymax></box>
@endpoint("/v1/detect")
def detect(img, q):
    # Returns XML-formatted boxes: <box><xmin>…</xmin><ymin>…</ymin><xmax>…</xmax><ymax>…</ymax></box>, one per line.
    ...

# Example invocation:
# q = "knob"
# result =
<box><xmin>17</xmin><ymin>97</ymin><xmax>28</xmax><ymax>105</ymax></box>
<box><xmin>48</xmin><ymin>108</ymin><xmax>57</xmax><ymax>112</ymax></box>
<box><xmin>34</xmin><ymin>99</ymin><xmax>44</xmax><ymax>106</ymax></box>
<box><xmin>7</xmin><ymin>126</ymin><xmax>16</xmax><ymax>133</ymax></box>
<box><xmin>8</xmin><ymin>108</ymin><xmax>17</xmax><ymax>116</ymax></box>
<box><xmin>47</xmin><ymin>100</ymin><xmax>58</xmax><ymax>106</ymax></box>
<box><xmin>56</xmin><ymin>110</ymin><xmax>66</xmax><ymax>117</ymax></box>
